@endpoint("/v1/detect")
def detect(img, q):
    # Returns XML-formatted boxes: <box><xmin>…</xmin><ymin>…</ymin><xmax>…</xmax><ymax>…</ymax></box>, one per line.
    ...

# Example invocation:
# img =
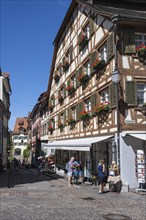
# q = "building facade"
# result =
<box><xmin>44</xmin><ymin>0</ymin><xmax>146</xmax><ymax>191</ymax></box>
<box><xmin>0</xmin><ymin>69</ymin><xmax>11</xmax><ymax>171</ymax></box>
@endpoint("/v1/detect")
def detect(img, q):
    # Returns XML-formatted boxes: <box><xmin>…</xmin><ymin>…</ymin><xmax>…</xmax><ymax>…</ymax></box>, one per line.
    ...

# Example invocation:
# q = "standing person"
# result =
<box><xmin>97</xmin><ymin>159</ymin><xmax>105</xmax><ymax>194</ymax></box>
<box><xmin>67</xmin><ymin>157</ymin><xmax>75</xmax><ymax>186</ymax></box>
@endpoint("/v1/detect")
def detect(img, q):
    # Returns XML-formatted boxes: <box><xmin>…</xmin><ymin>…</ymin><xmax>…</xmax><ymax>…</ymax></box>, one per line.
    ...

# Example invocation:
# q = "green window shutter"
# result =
<box><xmin>58</xmin><ymin>90</ymin><xmax>61</xmax><ymax>97</ymax></box>
<box><xmin>64</xmin><ymin>111</ymin><xmax>67</xmax><ymax>125</ymax></box>
<box><xmin>123</xmin><ymin>28</ymin><xmax>136</xmax><ymax>54</ymax></box>
<box><xmin>107</xmin><ymin>33</ymin><xmax>114</xmax><ymax>61</ymax></box>
<box><xmin>53</xmin><ymin>96</ymin><xmax>55</xmax><ymax>106</ymax></box>
<box><xmin>125</xmin><ymin>81</ymin><xmax>137</xmax><ymax>106</ymax></box>
<box><xmin>58</xmin><ymin>114</ymin><xmax>61</xmax><ymax>126</ymax></box>
<box><xmin>53</xmin><ymin>118</ymin><xmax>55</xmax><ymax>130</ymax></box>
<box><xmin>109</xmin><ymin>84</ymin><xmax>117</xmax><ymax>107</ymax></box>
<box><xmin>76</xmin><ymin>102</ymin><xmax>85</xmax><ymax>120</ymax></box>
<box><xmin>75</xmin><ymin>70</ymin><xmax>80</xmax><ymax>87</ymax></box>
<box><xmin>91</xmin><ymin>93</ymin><xmax>98</xmax><ymax>114</ymax></box>
<box><xmin>78</xmin><ymin>32</ymin><xmax>82</xmax><ymax>44</ymax></box>
<box><xmin>63</xmin><ymin>85</ymin><xmax>66</xmax><ymax>97</ymax></box>
<box><xmin>90</xmin><ymin>50</ymin><xmax>98</xmax><ymax>74</ymax></box>
<box><xmin>89</xmin><ymin>18</ymin><xmax>94</xmax><ymax>37</ymax></box>
<box><xmin>68</xmin><ymin>108</ymin><xmax>72</xmax><ymax>121</ymax></box>
<box><xmin>70</xmin><ymin>46</ymin><xmax>73</xmax><ymax>62</ymax></box>
<box><xmin>48</xmin><ymin>120</ymin><xmax>51</xmax><ymax>127</ymax></box>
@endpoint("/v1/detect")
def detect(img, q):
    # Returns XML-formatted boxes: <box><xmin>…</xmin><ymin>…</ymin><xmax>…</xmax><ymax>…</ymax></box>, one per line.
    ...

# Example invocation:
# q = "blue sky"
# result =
<box><xmin>1</xmin><ymin>0</ymin><xmax>72</xmax><ymax>130</ymax></box>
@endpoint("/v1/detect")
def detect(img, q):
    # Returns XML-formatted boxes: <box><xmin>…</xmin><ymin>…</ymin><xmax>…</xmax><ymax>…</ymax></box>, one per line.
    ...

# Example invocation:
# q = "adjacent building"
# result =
<box><xmin>12</xmin><ymin>117</ymin><xmax>31</xmax><ymax>164</ymax></box>
<box><xmin>0</xmin><ymin>68</ymin><xmax>12</xmax><ymax>171</ymax></box>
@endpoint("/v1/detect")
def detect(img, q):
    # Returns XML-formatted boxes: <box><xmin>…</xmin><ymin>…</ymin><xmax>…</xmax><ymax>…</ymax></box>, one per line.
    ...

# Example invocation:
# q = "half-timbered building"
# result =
<box><xmin>45</xmin><ymin>0</ymin><xmax>146</xmax><ymax>191</ymax></box>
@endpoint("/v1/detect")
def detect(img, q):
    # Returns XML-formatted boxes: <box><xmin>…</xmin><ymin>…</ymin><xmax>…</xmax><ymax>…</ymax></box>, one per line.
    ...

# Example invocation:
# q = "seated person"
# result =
<box><xmin>108</xmin><ymin>161</ymin><xmax>118</xmax><ymax>176</ymax></box>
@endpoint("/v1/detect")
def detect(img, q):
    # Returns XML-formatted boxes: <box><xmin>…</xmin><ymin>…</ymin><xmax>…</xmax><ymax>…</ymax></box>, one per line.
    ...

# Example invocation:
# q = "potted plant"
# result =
<box><xmin>136</xmin><ymin>43</ymin><xmax>146</xmax><ymax>58</ymax></box>
<box><xmin>54</xmin><ymin>71</ymin><xmax>60</xmax><ymax>83</ymax></box>
<box><xmin>79</xmin><ymin>111</ymin><xmax>90</xmax><ymax>120</ymax></box>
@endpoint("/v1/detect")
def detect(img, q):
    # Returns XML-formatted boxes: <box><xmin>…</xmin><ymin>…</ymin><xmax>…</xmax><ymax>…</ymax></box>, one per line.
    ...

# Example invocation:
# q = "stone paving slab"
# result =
<box><xmin>0</xmin><ymin>168</ymin><xmax>146</xmax><ymax>220</ymax></box>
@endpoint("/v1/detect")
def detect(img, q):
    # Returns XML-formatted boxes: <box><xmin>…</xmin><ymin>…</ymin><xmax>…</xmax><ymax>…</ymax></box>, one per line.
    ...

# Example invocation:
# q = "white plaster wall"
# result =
<box><xmin>120</xmin><ymin>136</ymin><xmax>144</xmax><ymax>189</ymax></box>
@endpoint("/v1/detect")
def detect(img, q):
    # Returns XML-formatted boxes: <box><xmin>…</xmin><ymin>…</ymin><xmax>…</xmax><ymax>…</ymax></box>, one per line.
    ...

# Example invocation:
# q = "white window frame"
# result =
<box><xmin>137</xmin><ymin>83</ymin><xmax>146</xmax><ymax>106</ymax></box>
<box><xmin>84</xmin><ymin>60</ymin><xmax>90</xmax><ymax>76</ymax></box>
<box><xmin>100</xmin><ymin>89</ymin><xmax>109</xmax><ymax>103</ymax></box>
<box><xmin>99</xmin><ymin>43</ymin><xmax>107</xmax><ymax>62</ymax></box>
<box><xmin>135</xmin><ymin>32</ymin><xmax>146</xmax><ymax>47</ymax></box>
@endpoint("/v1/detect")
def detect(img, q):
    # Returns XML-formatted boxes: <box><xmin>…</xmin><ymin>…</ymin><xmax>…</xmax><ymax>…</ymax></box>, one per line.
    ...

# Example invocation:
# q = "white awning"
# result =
<box><xmin>128</xmin><ymin>133</ymin><xmax>146</xmax><ymax>141</ymax></box>
<box><xmin>44</xmin><ymin>135</ymin><xmax>113</xmax><ymax>151</ymax></box>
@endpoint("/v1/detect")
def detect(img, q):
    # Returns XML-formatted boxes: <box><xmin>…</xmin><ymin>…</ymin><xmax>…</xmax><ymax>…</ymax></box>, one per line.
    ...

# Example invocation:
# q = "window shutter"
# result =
<box><xmin>79</xmin><ymin>101</ymin><xmax>85</xmax><ymax>112</ymax></box>
<box><xmin>68</xmin><ymin>108</ymin><xmax>72</xmax><ymax>121</ymax></box>
<box><xmin>75</xmin><ymin>70</ymin><xmax>80</xmax><ymax>87</ymax></box>
<box><xmin>58</xmin><ymin>90</ymin><xmax>61</xmax><ymax>97</ymax></box>
<box><xmin>53</xmin><ymin>96</ymin><xmax>55</xmax><ymax>106</ymax></box>
<box><xmin>48</xmin><ymin>120</ymin><xmax>51</xmax><ymax>127</ymax></box>
<box><xmin>64</xmin><ymin>111</ymin><xmax>67</xmax><ymax>125</ymax></box>
<box><xmin>89</xmin><ymin>18</ymin><xmax>94</xmax><ymax>37</ymax></box>
<box><xmin>107</xmin><ymin>33</ymin><xmax>114</xmax><ymax>61</ymax></box>
<box><xmin>123</xmin><ymin>28</ymin><xmax>136</xmax><ymax>54</ymax></box>
<box><xmin>78</xmin><ymin>65</ymin><xmax>84</xmax><ymax>85</ymax></box>
<box><xmin>53</xmin><ymin>118</ymin><xmax>55</xmax><ymax>130</ymax></box>
<box><xmin>78</xmin><ymin>31</ymin><xmax>82</xmax><ymax>44</ymax></box>
<box><xmin>109</xmin><ymin>84</ymin><xmax>117</xmax><ymax>107</ymax></box>
<box><xmin>70</xmin><ymin>46</ymin><xmax>73</xmax><ymax>62</ymax></box>
<box><xmin>63</xmin><ymin>85</ymin><xmax>66</xmax><ymax>97</ymax></box>
<box><xmin>91</xmin><ymin>93</ymin><xmax>98</xmax><ymax>115</ymax></box>
<box><xmin>58</xmin><ymin>114</ymin><xmax>61</xmax><ymax>126</ymax></box>
<box><xmin>125</xmin><ymin>81</ymin><xmax>137</xmax><ymax>106</ymax></box>
<box><xmin>76</xmin><ymin>104</ymin><xmax>80</xmax><ymax>120</ymax></box>
<box><xmin>90</xmin><ymin>50</ymin><xmax>98</xmax><ymax>74</ymax></box>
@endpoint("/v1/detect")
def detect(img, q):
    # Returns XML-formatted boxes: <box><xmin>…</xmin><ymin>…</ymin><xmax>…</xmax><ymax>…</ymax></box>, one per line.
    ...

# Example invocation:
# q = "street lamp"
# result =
<box><xmin>111</xmin><ymin>14</ymin><xmax>121</xmax><ymax>174</ymax></box>
<box><xmin>111</xmin><ymin>69</ymin><xmax>120</xmax><ymax>173</ymax></box>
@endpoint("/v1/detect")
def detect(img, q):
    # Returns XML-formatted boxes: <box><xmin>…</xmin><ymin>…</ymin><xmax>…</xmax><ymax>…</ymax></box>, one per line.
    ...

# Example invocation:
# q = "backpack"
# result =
<box><xmin>65</xmin><ymin>162</ymin><xmax>69</xmax><ymax>171</ymax></box>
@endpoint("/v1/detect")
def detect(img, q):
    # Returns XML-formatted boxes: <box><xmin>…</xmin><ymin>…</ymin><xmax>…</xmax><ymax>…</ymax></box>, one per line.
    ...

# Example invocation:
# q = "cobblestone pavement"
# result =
<box><xmin>0</xmin><ymin>168</ymin><xmax>146</xmax><ymax>220</ymax></box>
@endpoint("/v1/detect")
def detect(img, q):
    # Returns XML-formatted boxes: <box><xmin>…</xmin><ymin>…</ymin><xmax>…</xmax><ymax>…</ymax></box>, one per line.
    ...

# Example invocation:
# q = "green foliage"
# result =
<box><xmin>23</xmin><ymin>148</ymin><xmax>30</xmax><ymax>159</ymax></box>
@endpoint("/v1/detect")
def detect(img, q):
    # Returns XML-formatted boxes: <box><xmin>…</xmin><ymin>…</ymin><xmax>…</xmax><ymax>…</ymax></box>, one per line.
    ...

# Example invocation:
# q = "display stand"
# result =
<box><xmin>135</xmin><ymin>150</ymin><xmax>146</xmax><ymax>192</ymax></box>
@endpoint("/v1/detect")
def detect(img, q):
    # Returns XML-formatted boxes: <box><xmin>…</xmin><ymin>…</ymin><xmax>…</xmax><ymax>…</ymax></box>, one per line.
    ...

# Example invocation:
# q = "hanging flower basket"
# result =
<box><xmin>136</xmin><ymin>44</ymin><xmax>146</xmax><ymax>58</ymax></box>
<box><xmin>92</xmin><ymin>59</ymin><xmax>106</xmax><ymax>71</ymax></box>
<box><xmin>78</xmin><ymin>73</ymin><xmax>89</xmax><ymax>84</ymax></box>
<box><xmin>79</xmin><ymin>111</ymin><xmax>90</xmax><ymax>120</ymax></box>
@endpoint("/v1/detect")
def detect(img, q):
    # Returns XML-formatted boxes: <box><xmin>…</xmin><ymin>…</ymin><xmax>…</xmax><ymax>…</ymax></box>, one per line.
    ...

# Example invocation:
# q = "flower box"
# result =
<box><xmin>79</xmin><ymin>111</ymin><xmax>90</xmax><ymax>120</ymax></box>
<box><xmin>48</xmin><ymin>126</ymin><xmax>53</xmax><ymax>132</ymax></box>
<box><xmin>62</xmin><ymin>58</ymin><xmax>70</xmax><ymax>71</ymax></box>
<box><xmin>78</xmin><ymin>73</ymin><xmax>89</xmax><ymax>84</ymax></box>
<box><xmin>68</xmin><ymin>119</ymin><xmax>76</xmax><ymax>125</ymax></box>
<box><xmin>93</xmin><ymin>102</ymin><xmax>110</xmax><ymax>115</ymax></box>
<box><xmin>78</xmin><ymin>33</ymin><xmax>88</xmax><ymax>50</ymax></box>
<box><xmin>136</xmin><ymin>44</ymin><xmax>146</xmax><ymax>58</ymax></box>
<box><xmin>58</xmin><ymin>123</ymin><xmax>64</xmax><ymax>129</ymax></box>
<box><xmin>66</xmin><ymin>85</ymin><xmax>75</xmax><ymax>94</ymax></box>
<box><xmin>92</xmin><ymin>59</ymin><xmax>105</xmax><ymax>71</ymax></box>
<box><xmin>58</xmin><ymin>95</ymin><xmax>64</xmax><ymax>103</ymax></box>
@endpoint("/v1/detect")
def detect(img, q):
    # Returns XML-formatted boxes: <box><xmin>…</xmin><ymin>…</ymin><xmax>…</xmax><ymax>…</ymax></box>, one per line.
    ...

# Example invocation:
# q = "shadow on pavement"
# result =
<box><xmin>0</xmin><ymin>167</ymin><xmax>64</xmax><ymax>189</ymax></box>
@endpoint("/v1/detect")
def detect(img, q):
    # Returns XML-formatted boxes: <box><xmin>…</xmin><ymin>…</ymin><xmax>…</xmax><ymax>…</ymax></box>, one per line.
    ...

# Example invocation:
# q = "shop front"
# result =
<box><xmin>42</xmin><ymin>135</ymin><xmax>113</xmax><ymax>180</ymax></box>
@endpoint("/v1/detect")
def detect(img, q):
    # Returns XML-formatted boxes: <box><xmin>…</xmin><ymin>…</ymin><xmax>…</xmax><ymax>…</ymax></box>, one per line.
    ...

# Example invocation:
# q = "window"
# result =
<box><xmin>100</xmin><ymin>89</ymin><xmax>109</xmax><ymax>103</ymax></box>
<box><xmin>71</xmin><ymin>75</ymin><xmax>76</xmax><ymax>88</ymax></box>
<box><xmin>137</xmin><ymin>83</ymin><xmax>146</xmax><ymax>106</ymax></box>
<box><xmin>85</xmin><ymin>98</ymin><xmax>92</xmax><ymax>113</ymax></box>
<box><xmin>84</xmin><ymin>60</ymin><xmax>90</xmax><ymax>76</ymax></box>
<box><xmin>72</xmin><ymin>106</ymin><xmax>77</xmax><ymax>120</ymax></box>
<box><xmin>135</xmin><ymin>33</ymin><xmax>146</xmax><ymax>47</ymax></box>
<box><xmin>14</xmin><ymin>148</ymin><xmax>21</xmax><ymax>156</ymax></box>
<box><xmin>99</xmin><ymin>44</ymin><xmax>107</xmax><ymax>62</ymax></box>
